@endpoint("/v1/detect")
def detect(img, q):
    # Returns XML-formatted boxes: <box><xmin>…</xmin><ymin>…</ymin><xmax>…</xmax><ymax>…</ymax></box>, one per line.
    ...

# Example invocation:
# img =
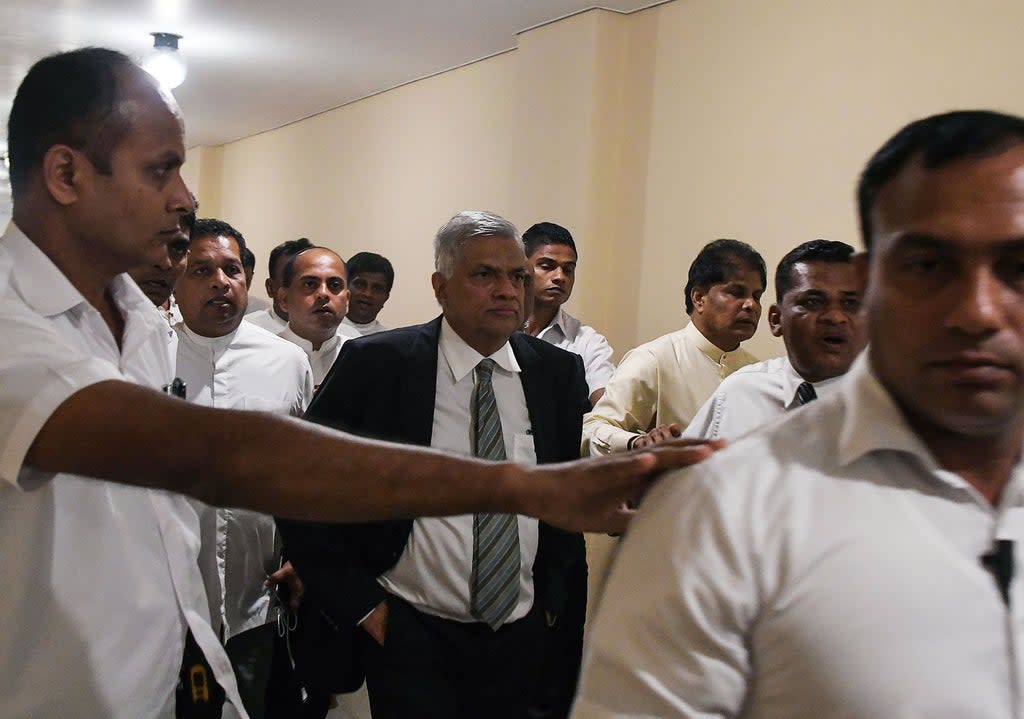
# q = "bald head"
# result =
<box><xmin>279</xmin><ymin>247</ymin><xmax>349</xmax><ymax>349</ymax></box>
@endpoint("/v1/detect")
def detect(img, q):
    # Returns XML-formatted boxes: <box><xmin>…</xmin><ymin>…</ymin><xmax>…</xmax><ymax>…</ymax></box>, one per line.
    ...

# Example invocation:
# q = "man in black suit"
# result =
<box><xmin>280</xmin><ymin>211</ymin><xmax>589</xmax><ymax>719</ymax></box>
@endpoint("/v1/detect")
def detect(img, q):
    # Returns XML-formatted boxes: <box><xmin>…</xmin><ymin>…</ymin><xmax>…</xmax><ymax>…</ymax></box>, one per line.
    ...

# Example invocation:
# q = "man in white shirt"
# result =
<box><xmin>280</xmin><ymin>211</ymin><xmax>594</xmax><ymax>719</ymax></box>
<box><xmin>0</xmin><ymin>47</ymin><xmax>706</xmax><ymax>719</ymax></box>
<box><xmin>573</xmin><ymin>110</ymin><xmax>1024</xmax><ymax>718</ymax></box>
<box><xmin>245</xmin><ymin>237</ymin><xmax>313</xmax><ymax>334</ymax></box>
<box><xmin>174</xmin><ymin>217</ymin><xmax>314</xmax><ymax>719</ymax></box>
<box><xmin>522</xmin><ymin>222</ymin><xmax>615</xmax><ymax>406</ymax></box>
<box><xmin>685</xmin><ymin>239</ymin><xmax>866</xmax><ymax>441</ymax></box>
<box><xmin>341</xmin><ymin>250</ymin><xmax>393</xmax><ymax>336</ymax></box>
<box><xmin>582</xmin><ymin>239</ymin><xmax>764</xmax><ymax>455</ymax></box>
<box><xmin>277</xmin><ymin>246</ymin><xmax>353</xmax><ymax>388</ymax></box>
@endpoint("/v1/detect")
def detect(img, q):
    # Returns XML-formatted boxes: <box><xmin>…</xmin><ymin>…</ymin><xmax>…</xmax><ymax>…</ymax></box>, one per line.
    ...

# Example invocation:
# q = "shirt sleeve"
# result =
<box><xmin>581</xmin><ymin>346</ymin><xmax>658</xmax><ymax>455</ymax></box>
<box><xmin>571</xmin><ymin>467</ymin><xmax>756</xmax><ymax>718</ymax></box>
<box><xmin>683</xmin><ymin>389</ymin><xmax>725</xmax><ymax>440</ymax></box>
<box><xmin>0</xmin><ymin>305</ymin><xmax>125</xmax><ymax>488</ymax></box>
<box><xmin>578</xmin><ymin>327</ymin><xmax>616</xmax><ymax>395</ymax></box>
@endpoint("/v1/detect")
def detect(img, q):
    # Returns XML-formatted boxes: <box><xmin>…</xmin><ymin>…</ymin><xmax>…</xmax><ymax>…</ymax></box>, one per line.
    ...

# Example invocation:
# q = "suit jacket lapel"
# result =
<box><xmin>399</xmin><ymin>316</ymin><xmax>442</xmax><ymax>447</ymax></box>
<box><xmin>511</xmin><ymin>333</ymin><xmax>556</xmax><ymax>464</ymax></box>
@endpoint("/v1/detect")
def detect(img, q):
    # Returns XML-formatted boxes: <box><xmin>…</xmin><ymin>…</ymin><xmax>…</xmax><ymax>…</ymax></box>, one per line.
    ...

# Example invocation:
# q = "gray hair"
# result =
<box><xmin>433</xmin><ymin>211</ymin><xmax>523</xmax><ymax>278</ymax></box>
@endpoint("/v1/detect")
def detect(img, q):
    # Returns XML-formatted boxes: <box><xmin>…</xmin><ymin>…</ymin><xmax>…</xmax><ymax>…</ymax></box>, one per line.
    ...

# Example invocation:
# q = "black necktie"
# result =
<box><xmin>796</xmin><ymin>381</ymin><xmax>817</xmax><ymax>406</ymax></box>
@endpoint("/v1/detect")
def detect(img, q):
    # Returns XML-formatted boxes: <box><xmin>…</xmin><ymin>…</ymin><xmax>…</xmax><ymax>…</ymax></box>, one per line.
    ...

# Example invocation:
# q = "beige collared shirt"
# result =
<box><xmin>582</xmin><ymin>321</ymin><xmax>757</xmax><ymax>455</ymax></box>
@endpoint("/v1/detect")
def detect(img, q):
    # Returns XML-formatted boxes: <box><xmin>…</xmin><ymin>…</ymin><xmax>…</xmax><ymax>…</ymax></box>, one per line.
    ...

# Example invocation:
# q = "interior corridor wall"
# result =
<box><xmin>638</xmin><ymin>0</ymin><xmax>1024</xmax><ymax>359</ymax></box>
<box><xmin>202</xmin><ymin>49</ymin><xmax>521</xmax><ymax>325</ymax></box>
<box><xmin>182</xmin><ymin>0</ymin><xmax>1024</xmax><ymax>640</ymax></box>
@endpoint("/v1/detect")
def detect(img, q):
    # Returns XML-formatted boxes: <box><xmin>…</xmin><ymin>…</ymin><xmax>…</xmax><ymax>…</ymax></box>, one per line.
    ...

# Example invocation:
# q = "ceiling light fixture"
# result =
<box><xmin>142</xmin><ymin>32</ymin><xmax>187</xmax><ymax>90</ymax></box>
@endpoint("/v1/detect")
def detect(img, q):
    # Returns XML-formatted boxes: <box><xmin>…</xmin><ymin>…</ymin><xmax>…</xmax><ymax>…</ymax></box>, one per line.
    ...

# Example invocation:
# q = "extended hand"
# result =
<box><xmin>522</xmin><ymin>439</ymin><xmax>721</xmax><ymax>534</ymax></box>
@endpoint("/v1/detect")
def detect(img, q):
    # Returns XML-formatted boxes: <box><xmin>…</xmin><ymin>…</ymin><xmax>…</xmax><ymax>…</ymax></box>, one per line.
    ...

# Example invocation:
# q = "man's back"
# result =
<box><xmin>575</xmin><ymin>355</ymin><xmax>1023</xmax><ymax>718</ymax></box>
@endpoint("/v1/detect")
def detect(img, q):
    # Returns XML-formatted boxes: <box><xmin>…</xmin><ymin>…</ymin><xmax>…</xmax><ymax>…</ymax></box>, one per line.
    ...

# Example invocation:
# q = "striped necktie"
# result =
<box><xmin>796</xmin><ymin>381</ymin><xmax>817</xmax><ymax>406</ymax></box>
<box><xmin>469</xmin><ymin>359</ymin><xmax>521</xmax><ymax>630</ymax></box>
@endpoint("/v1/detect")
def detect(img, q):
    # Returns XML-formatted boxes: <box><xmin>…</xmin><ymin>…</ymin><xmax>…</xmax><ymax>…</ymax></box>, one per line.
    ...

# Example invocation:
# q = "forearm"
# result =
<box><xmin>221</xmin><ymin>411</ymin><xmax>522</xmax><ymax>522</ymax></box>
<box><xmin>26</xmin><ymin>380</ymin><xmax>527</xmax><ymax>522</ymax></box>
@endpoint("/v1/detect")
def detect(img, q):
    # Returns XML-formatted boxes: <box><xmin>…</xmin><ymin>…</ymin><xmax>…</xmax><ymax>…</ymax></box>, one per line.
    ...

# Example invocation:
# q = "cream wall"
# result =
<box><xmin>187</xmin><ymin>0</ymin><xmax>1024</xmax><ymax>361</ymax></box>
<box><xmin>637</xmin><ymin>0</ymin><xmax>1024</xmax><ymax>359</ymax></box>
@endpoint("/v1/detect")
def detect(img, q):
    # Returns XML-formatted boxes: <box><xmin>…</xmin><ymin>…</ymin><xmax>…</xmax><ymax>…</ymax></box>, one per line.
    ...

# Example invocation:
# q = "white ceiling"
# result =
<box><xmin>0</xmin><ymin>0</ymin><xmax>662</xmax><ymax>224</ymax></box>
<box><xmin>1</xmin><ymin>0</ymin><xmax>660</xmax><ymax>149</ymax></box>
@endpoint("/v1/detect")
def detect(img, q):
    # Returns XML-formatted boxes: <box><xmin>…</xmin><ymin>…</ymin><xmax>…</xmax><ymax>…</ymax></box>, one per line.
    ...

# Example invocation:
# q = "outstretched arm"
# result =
<box><xmin>25</xmin><ymin>380</ymin><xmax>717</xmax><ymax>534</ymax></box>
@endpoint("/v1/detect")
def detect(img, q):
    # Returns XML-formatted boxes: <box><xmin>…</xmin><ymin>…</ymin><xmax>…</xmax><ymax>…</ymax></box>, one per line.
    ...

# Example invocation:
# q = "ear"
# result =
<box><xmin>768</xmin><ymin>304</ymin><xmax>784</xmax><ymax>337</ymax></box>
<box><xmin>41</xmin><ymin>145</ymin><xmax>84</xmax><ymax>206</ymax></box>
<box><xmin>276</xmin><ymin>286</ymin><xmax>290</xmax><ymax>316</ymax></box>
<box><xmin>690</xmin><ymin>286</ymin><xmax>706</xmax><ymax>313</ymax></box>
<box><xmin>431</xmin><ymin>271</ymin><xmax>446</xmax><ymax>305</ymax></box>
<box><xmin>265</xmin><ymin>277</ymin><xmax>275</xmax><ymax>299</ymax></box>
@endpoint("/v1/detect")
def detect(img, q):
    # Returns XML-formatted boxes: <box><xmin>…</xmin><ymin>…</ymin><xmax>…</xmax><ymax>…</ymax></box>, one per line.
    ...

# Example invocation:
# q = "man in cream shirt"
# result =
<box><xmin>582</xmin><ymin>239</ymin><xmax>764</xmax><ymax>455</ymax></box>
<box><xmin>174</xmin><ymin>218</ymin><xmax>313</xmax><ymax>719</ymax></box>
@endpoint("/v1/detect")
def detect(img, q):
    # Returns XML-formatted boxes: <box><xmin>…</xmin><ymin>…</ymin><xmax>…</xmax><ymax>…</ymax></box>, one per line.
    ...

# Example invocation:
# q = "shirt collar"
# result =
<box><xmin>439</xmin><ymin>317</ymin><xmax>520</xmax><ymax>383</ymax></box>
<box><xmin>3</xmin><ymin>221</ymin><xmax>89</xmax><ymax>317</ymax></box>
<box><xmin>3</xmin><ymin>221</ymin><xmax>168</xmax><ymax>338</ymax></box>
<box><xmin>540</xmin><ymin>307</ymin><xmax>582</xmax><ymax>343</ymax></box>
<box><xmin>781</xmin><ymin>359</ymin><xmax>845</xmax><ymax>409</ymax></box>
<box><xmin>279</xmin><ymin>324</ymin><xmax>343</xmax><ymax>354</ymax></box>
<box><xmin>836</xmin><ymin>352</ymin><xmax>950</xmax><ymax>475</ymax></box>
<box><xmin>176</xmin><ymin>320</ymin><xmax>238</xmax><ymax>354</ymax></box>
<box><xmin>683</xmin><ymin>320</ymin><xmax>743</xmax><ymax>366</ymax></box>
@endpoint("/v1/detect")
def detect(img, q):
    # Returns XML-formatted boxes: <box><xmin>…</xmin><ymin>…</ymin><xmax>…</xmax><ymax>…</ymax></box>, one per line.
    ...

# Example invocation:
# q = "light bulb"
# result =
<box><xmin>143</xmin><ymin>33</ymin><xmax>187</xmax><ymax>90</ymax></box>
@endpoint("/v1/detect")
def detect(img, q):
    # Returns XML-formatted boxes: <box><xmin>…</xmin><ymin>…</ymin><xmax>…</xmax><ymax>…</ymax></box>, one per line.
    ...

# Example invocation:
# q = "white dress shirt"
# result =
<box><xmin>0</xmin><ymin>223</ymin><xmax>245</xmax><ymax>718</ymax></box>
<box><xmin>536</xmin><ymin>308</ymin><xmax>615</xmax><ymax>396</ymax></box>
<box><xmin>582</xmin><ymin>321</ymin><xmax>758</xmax><ymax>455</ymax></box>
<box><xmin>244</xmin><ymin>306</ymin><xmax>288</xmax><ymax>335</ymax></box>
<box><xmin>683</xmin><ymin>355</ymin><xmax>844</xmax><ymax>441</ymax></box>
<box><xmin>574</xmin><ymin>353</ymin><xmax>1024</xmax><ymax>719</ymax></box>
<box><xmin>341</xmin><ymin>315</ymin><xmax>387</xmax><ymax>336</ymax></box>
<box><xmin>378</xmin><ymin>319</ymin><xmax>539</xmax><ymax>624</ymax></box>
<box><xmin>277</xmin><ymin>324</ymin><xmax>351</xmax><ymax>388</ymax></box>
<box><xmin>175</xmin><ymin>321</ymin><xmax>313</xmax><ymax>640</ymax></box>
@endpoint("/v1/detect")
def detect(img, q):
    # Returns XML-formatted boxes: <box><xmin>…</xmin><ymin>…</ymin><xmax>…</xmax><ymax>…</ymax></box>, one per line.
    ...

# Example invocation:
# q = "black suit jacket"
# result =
<box><xmin>278</xmin><ymin>317</ymin><xmax>590</xmax><ymax>689</ymax></box>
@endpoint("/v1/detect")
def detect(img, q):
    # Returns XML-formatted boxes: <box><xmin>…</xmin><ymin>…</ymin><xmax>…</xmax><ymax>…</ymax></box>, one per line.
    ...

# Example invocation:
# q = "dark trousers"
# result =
<box><xmin>362</xmin><ymin>595</ymin><xmax>546</xmax><ymax>719</ymax></box>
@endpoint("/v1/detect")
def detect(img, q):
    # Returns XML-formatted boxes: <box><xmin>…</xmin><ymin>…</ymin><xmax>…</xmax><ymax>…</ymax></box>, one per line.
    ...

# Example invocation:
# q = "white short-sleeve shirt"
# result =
<box><xmin>683</xmin><ymin>355</ymin><xmax>844</xmax><ymax>441</ymax></box>
<box><xmin>0</xmin><ymin>223</ymin><xmax>245</xmax><ymax>718</ymax></box>
<box><xmin>536</xmin><ymin>307</ymin><xmax>615</xmax><ymax>396</ymax></box>
<box><xmin>574</xmin><ymin>353</ymin><xmax>1024</xmax><ymax>718</ymax></box>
